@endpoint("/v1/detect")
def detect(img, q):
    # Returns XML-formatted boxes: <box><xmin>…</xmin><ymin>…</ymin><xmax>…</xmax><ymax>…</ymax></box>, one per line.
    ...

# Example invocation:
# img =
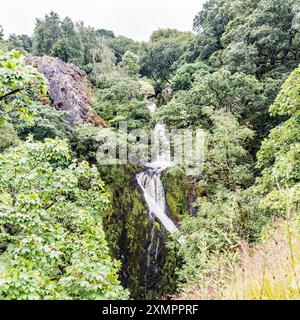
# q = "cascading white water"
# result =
<box><xmin>136</xmin><ymin>102</ymin><xmax>179</xmax><ymax>234</ymax></box>
<box><xmin>137</xmin><ymin>102</ymin><xmax>180</xmax><ymax>297</ymax></box>
<box><xmin>136</xmin><ymin>169</ymin><xmax>179</xmax><ymax>233</ymax></box>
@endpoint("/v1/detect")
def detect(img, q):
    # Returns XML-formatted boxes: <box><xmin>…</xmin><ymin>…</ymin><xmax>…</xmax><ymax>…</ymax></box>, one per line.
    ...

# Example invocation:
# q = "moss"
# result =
<box><xmin>162</xmin><ymin>167</ymin><xmax>192</xmax><ymax>220</ymax></box>
<box><xmin>100</xmin><ymin>164</ymin><xmax>182</xmax><ymax>299</ymax></box>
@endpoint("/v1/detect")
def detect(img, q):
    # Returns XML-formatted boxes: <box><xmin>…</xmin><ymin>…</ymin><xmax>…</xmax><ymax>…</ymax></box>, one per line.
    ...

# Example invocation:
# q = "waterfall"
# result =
<box><xmin>136</xmin><ymin>169</ymin><xmax>179</xmax><ymax>233</ymax></box>
<box><xmin>136</xmin><ymin>102</ymin><xmax>184</xmax><ymax>297</ymax></box>
<box><xmin>136</xmin><ymin>102</ymin><xmax>179</xmax><ymax>234</ymax></box>
<box><xmin>136</xmin><ymin>102</ymin><xmax>181</xmax><ymax>297</ymax></box>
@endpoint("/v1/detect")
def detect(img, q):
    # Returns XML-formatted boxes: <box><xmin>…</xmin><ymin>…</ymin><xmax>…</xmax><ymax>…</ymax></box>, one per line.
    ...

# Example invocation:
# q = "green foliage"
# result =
<box><xmin>174</xmin><ymin>61</ymin><xmax>300</xmax><ymax>297</ymax></box>
<box><xmin>89</xmin><ymin>41</ymin><xmax>117</xmax><ymax>81</ymax></box>
<box><xmin>256</xmin><ymin>65</ymin><xmax>300</xmax><ymax>214</ymax></box>
<box><xmin>0</xmin><ymin>138</ymin><xmax>129</xmax><ymax>300</ymax></box>
<box><xmin>150</xmin><ymin>29</ymin><xmax>193</xmax><ymax>43</ymax></box>
<box><xmin>190</xmin><ymin>0</ymin><xmax>300</xmax><ymax>77</ymax></box>
<box><xmin>33</xmin><ymin>13</ymin><xmax>83</xmax><ymax>66</ymax></box>
<box><xmin>71</xmin><ymin>123</ymin><xmax>103</xmax><ymax>163</ymax></box>
<box><xmin>7</xmin><ymin>34</ymin><xmax>32</xmax><ymax>53</ymax></box>
<box><xmin>183</xmin><ymin>0</ymin><xmax>300</xmax><ymax>140</ymax></box>
<box><xmin>94</xmin><ymin>74</ymin><xmax>150</xmax><ymax>130</ymax></box>
<box><xmin>223</xmin><ymin>0</ymin><xmax>299</xmax><ymax>77</ymax></box>
<box><xmin>0</xmin><ymin>51</ymin><xmax>46</xmax><ymax>126</ymax></box>
<box><xmin>120</xmin><ymin>51</ymin><xmax>140</xmax><ymax>77</ymax></box>
<box><xmin>96</xmin><ymin>29</ymin><xmax>115</xmax><ymax>40</ymax></box>
<box><xmin>107</xmin><ymin>36</ymin><xmax>141</xmax><ymax>63</ymax></box>
<box><xmin>156</xmin><ymin>69</ymin><xmax>265</xmax><ymax>127</ymax></box>
<box><xmin>11</xmin><ymin>103</ymin><xmax>73</xmax><ymax>141</ymax></box>
<box><xmin>169</xmin><ymin>110</ymin><xmax>256</xmax><ymax>286</ymax></box>
<box><xmin>32</xmin><ymin>11</ymin><xmax>61</xmax><ymax>56</ymax></box>
<box><xmin>171</xmin><ymin>62</ymin><xmax>213</xmax><ymax>91</ymax></box>
<box><xmin>200</xmin><ymin>110</ymin><xmax>255</xmax><ymax>192</ymax></box>
<box><xmin>76</xmin><ymin>22</ymin><xmax>99</xmax><ymax>68</ymax></box>
<box><xmin>140</xmin><ymin>29</ymin><xmax>193</xmax><ymax>86</ymax></box>
<box><xmin>0</xmin><ymin>122</ymin><xmax>20</xmax><ymax>152</ymax></box>
<box><xmin>222</xmin><ymin>42</ymin><xmax>258</xmax><ymax>75</ymax></box>
<box><xmin>50</xmin><ymin>17</ymin><xmax>83</xmax><ymax>66</ymax></box>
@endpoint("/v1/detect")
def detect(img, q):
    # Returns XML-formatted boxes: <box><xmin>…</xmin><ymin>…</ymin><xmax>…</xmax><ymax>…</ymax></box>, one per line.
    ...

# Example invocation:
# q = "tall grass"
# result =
<box><xmin>178</xmin><ymin>216</ymin><xmax>300</xmax><ymax>300</ymax></box>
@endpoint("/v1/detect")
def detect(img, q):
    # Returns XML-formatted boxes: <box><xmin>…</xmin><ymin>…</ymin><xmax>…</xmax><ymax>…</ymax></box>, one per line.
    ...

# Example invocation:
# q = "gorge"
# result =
<box><xmin>136</xmin><ymin>102</ymin><xmax>180</xmax><ymax>297</ymax></box>
<box><xmin>1</xmin><ymin>0</ymin><xmax>299</xmax><ymax>301</ymax></box>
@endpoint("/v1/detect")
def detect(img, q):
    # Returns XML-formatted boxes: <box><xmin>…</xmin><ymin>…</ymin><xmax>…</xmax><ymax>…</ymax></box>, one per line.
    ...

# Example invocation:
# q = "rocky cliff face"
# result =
<box><xmin>28</xmin><ymin>56</ymin><xmax>105</xmax><ymax>127</ymax></box>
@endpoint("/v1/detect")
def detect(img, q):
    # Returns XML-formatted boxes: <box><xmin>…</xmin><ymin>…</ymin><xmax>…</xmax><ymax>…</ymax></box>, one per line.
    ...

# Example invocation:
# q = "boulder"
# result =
<box><xmin>27</xmin><ymin>56</ymin><xmax>106</xmax><ymax>127</ymax></box>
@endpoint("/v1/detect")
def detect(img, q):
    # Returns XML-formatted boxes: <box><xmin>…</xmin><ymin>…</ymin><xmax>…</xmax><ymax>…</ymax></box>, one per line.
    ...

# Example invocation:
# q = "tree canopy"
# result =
<box><xmin>0</xmin><ymin>138</ymin><xmax>129</xmax><ymax>299</ymax></box>
<box><xmin>0</xmin><ymin>51</ymin><xmax>46</xmax><ymax>126</ymax></box>
<box><xmin>1</xmin><ymin>1</ymin><xmax>300</xmax><ymax>301</ymax></box>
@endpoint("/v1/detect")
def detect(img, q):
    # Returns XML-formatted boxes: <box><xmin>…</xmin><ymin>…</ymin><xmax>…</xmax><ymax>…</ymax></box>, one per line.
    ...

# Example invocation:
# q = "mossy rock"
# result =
<box><xmin>162</xmin><ymin>167</ymin><xmax>193</xmax><ymax>220</ymax></box>
<box><xmin>101</xmin><ymin>164</ymin><xmax>180</xmax><ymax>299</ymax></box>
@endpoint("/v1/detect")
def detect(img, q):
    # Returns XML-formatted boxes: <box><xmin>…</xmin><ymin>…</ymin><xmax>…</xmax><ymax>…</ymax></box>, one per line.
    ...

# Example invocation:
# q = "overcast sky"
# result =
<box><xmin>0</xmin><ymin>0</ymin><xmax>205</xmax><ymax>41</ymax></box>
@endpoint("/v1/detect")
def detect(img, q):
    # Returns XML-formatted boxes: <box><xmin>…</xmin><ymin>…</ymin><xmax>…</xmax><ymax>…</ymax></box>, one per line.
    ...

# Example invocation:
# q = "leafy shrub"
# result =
<box><xmin>11</xmin><ymin>103</ymin><xmax>74</xmax><ymax>141</ymax></box>
<box><xmin>257</xmin><ymin>65</ymin><xmax>300</xmax><ymax>214</ymax></box>
<box><xmin>94</xmin><ymin>76</ymin><xmax>150</xmax><ymax>130</ymax></box>
<box><xmin>0</xmin><ymin>122</ymin><xmax>20</xmax><ymax>152</ymax></box>
<box><xmin>171</xmin><ymin>62</ymin><xmax>212</xmax><ymax>91</ymax></box>
<box><xmin>0</xmin><ymin>138</ymin><xmax>129</xmax><ymax>300</ymax></box>
<box><xmin>0</xmin><ymin>51</ymin><xmax>46</xmax><ymax>126</ymax></box>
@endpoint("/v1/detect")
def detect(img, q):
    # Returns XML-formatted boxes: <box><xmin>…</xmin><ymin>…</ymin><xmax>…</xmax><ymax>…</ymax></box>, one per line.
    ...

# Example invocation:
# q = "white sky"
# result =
<box><xmin>0</xmin><ymin>0</ymin><xmax>205</xmax><ymax>41</ymax></box>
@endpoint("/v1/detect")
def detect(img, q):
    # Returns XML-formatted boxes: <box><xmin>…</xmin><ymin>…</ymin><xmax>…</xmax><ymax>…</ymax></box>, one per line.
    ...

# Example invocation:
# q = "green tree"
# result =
<box><xmin>32</xmin><ymin>11</ymin><xmax>61</xmax><ymax>56</ymax></box>
<box><xmin>189</xmin><ymin>0</ymin><xmax>300</xmax><ymax>78</ymax></box>
<box><xmin>50</xmin><ymin>17</ymin><xmax>83</xmax><ymax>65</ymax></box>
<box><xmin>96</xmin><ymin>29</ymin><xmax>115</xmax><ymax>40</ymax></box>
<box><xmin>150</xmin><ymin>28</ymin><xmax>193</xmax><ymax>42</ymax></box>
<box><xmin>76</xmin><ymin>22</ymin><xmax>99</xmax><ymax>68</ymax></box>
<box><xmin>0</xmin><ymin>122</ymin><xmax>20</xmax><ymax>152</ymax></box>
<box><xmin>222</xmin><ymin>0</ymin><xmax>300</xmax><ymax>77</ymax></box>
<box><xmin>107</xmin><ymin>36</ymin><xmax>141</xmax><ymax>63</ymax></box>
<box><xmin>0</xmin><ymin>138</ymin><xmax>129</xmax><ymax>300</ymax></box>
<box><xmin>171</xmin><ymin>62</ymin><xmax>213</xmax><ymax>91</ymax></box>
<box><xmin>222</xmin><ymin>42</ymin><xmax>258</xmax><ymax>75</ymax></box>
<box><xmin>156</xmin><ymin>69</ymin><xmax>265</xmax><ymax>127</ymax></box>
<box><xmin>11</xmin><ymin>103</ymin><xmax>73</xmax><ymax>141</ymax></box>
<box><xmin>89</xmin><ymin>41</ymin><xmax>118</xmax><ymax>87</ymax></box>
<box><xmin>140</xmin><ymin>30</ymin><xmax>193</xmax><ymax>86</ymax></box>
<box><xmin>94</xmin><ymin>75</ymin><xmax>150</xmax><ymax>130</ymax></box>
<box><xmin>140</xmin><ymin>39</ymin><xmax>182</xmax><ymax>85</ymax></box>
<box><xmin>0</xmin><ymin>51</ymin><xmax>46</xmax><ymax>126</ymax></box>
<box><xmin>7</xmin><ymin>34</ymin><xmax>32</xmax><ymax>53</ymax></box>
<box><xmin>256</xmin><ymin>64</ymin><xmax>300</xmax><ymax>214</ymax></box>
<box><xmin>32</xmin><ymin>13</ymin><xmax>84</xmax><ymax>66</ymax></box>
<box><xmin>75</xmin><ymin>24</ymin><xmax>116</xmax><ymax>71</ymax></box>
<box><xmin>120</xmin><ymin>50</ymin><xmax>140</xmax><ymax>77</ymax></box>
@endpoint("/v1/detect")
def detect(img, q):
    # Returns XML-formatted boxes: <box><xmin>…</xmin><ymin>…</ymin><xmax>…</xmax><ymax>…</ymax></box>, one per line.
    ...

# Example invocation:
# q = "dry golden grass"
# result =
<box><xmin>178</xmin><ymin>217</ymin><xmax>300</xmax><ymax>300</ymax></box>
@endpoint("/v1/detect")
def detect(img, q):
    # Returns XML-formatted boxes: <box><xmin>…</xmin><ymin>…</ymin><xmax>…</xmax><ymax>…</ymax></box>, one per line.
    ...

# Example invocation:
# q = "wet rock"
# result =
<box><xmin>188</xmin><ymin>190</ymin><xmax>199</xmax><ymax>216</ymax></box>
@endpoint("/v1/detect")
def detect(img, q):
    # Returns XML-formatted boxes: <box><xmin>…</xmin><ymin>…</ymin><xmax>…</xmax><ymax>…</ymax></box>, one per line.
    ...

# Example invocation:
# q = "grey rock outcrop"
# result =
<box><xmin>28</xmin><ymin>56</ymin><xmax>106</xmax><ymax>127</ymax></box>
